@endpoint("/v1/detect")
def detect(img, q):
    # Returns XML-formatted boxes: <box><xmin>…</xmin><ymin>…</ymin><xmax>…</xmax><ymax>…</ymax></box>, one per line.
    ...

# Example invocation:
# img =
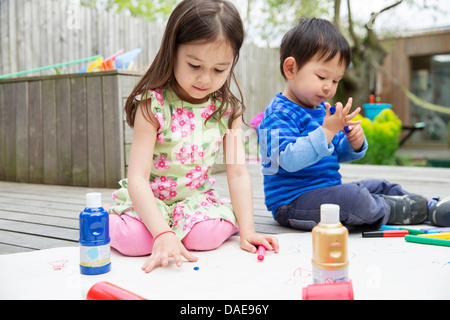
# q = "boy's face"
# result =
<box><xmin>283</xmin><ymin>54</ymin><xmax>346</xmax><ymax>108</ymax></box>
<box><xmin>173</xmin><ymin>39</ymin><xmax>234</xmax><ymax>104</ymax></box>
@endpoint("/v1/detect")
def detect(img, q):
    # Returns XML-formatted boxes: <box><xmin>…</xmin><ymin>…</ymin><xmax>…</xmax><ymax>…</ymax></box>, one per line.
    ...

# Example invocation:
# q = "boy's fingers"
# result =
<box><xmin>347</xmin><ymin>107</ymin><xmax>361</xmax><ymax>120</ymax></box>
<box><xmin>345</xmin><ymin>97</ymin><xmax>353</xmax><ymax>109</ymax></box>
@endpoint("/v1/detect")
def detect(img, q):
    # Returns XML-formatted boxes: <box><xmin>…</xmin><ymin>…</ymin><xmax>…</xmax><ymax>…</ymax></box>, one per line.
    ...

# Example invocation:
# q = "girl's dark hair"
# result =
<box><xmin>280</xmin><ymin>17</ymin><xmax>351</xmax><ymax>79</ymax></box>
<box><xmin>125</xmin><ymin>0</ymin><xmax>245</xmax><ymax>128</ymax></box>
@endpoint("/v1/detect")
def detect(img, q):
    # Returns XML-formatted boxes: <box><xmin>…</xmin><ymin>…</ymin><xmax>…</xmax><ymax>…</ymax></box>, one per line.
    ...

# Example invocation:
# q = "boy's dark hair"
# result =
<box><xmin>280</xmin><ymin>17</ymin><xmax>351</xmax><ymax>79</ymax></box>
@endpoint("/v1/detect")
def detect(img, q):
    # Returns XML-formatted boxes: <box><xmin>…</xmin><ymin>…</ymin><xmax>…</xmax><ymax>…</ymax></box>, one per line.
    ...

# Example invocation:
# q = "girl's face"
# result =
<box><xmin>284</xmin><ymin>54</ymin><xmax>346</xmax><ymax>108</ymax></box>
<box><xmin>173</xmin><ymin>39</ymin><xmax>235</xmax><ymax>104</ymax></box>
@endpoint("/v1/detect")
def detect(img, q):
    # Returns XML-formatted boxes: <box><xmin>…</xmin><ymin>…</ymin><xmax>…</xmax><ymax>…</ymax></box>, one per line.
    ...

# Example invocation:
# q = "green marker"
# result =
<box><xmin>399</xmin><ymin>228</ymin><xmax>425</xmax><ymax>235</ymax></box>
<box><xmin>405</xmin><ymin>235</ymin><xmax>450</xmax><ymax>247</ymax></box>
<box><xmin>380</xmin><ymin>225</ymin><xmax>425</xmax><ymax>235</ymax></box>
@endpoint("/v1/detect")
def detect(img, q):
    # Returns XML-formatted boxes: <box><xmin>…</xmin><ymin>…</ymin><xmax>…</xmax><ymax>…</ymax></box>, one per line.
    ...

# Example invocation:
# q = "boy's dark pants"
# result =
<box><xmin>275</xmin><ymin>179</ymin><xmax>409</xmax><ymax>231</ymax></box>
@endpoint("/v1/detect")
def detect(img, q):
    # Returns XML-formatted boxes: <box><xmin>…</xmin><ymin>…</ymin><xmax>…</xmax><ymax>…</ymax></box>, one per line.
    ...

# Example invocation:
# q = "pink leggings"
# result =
<box><xmin>109</xmin><ymin>214</ymin><xmax>238</xmax><ymax>256</ymax></box>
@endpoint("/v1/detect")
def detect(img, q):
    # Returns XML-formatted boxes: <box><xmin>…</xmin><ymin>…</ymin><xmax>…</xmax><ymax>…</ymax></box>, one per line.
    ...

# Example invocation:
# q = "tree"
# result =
<box><xmin>342</xmin><ymin>0</ymin><xmax>450</xmax><ymax>116</ymax></box>
<box><xmin>339</xmin><ymin>0</ymin><xmax>403</xmax><ymax>109</ymax></box>
<box><xmin>244</xmin><ymin>0</ymin><xmax>450</xmax><ymax>115</ymax></box>
<box><xmin>244</xmin><ymin>0</ymin><xmax>436</xmax><ymax>110</ymax></box>
<box><xmin>81</xmin><ymin>0</ymin><xmax>450</xmax><ymax>116</ymax></box>
<box><xmin>80</xmin><ymin>0</ymin><xmax>178</xmax><ymax>22</ymax></box>
<box><xmin>243</xmin><ymin>0</ymin><xmax>334</xmax><ymax>47</ymax></box>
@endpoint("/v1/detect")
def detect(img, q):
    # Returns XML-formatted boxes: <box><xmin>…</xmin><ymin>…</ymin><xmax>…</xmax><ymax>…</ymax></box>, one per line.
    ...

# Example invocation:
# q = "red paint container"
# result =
<box><xmin>87</xmin><ymin>282</ymin><xmax>146</xmax><ymax>300</ymax></box>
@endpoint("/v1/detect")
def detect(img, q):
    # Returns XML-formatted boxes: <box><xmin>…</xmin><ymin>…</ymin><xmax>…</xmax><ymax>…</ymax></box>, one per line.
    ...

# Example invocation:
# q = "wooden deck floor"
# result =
<box><xmin>1</xmin><ymin>163</ymin><xmax>450</xmax><ymax>254</ymax></box>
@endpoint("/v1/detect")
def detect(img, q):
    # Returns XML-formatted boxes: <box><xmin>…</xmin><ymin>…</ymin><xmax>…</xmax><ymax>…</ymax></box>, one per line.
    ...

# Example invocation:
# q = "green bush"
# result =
<box><xmin>352</xmin><ymin>109</ymin><xmax>402</xmax><ymax>165</ymax></box>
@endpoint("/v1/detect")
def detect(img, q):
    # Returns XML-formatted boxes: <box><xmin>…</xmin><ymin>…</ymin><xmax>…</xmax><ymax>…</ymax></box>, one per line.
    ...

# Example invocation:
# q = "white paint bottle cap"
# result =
<box><xmin>320</xmin><ymin>204</ymin><xmax>340</xmax><ymax>224</ymax></box>
<box><xmin>86</xmin><ymin>192</ymin><xmax>102</xmax><ymax>208</ymax></box>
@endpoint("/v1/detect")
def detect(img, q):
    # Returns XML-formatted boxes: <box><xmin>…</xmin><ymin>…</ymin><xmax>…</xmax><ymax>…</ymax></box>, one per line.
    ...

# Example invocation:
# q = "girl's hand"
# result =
<box><xmin>141</xmin><ymin>232</ymin><xmax>198</xmax><ymax>273</ymax></box>
<box><xmin>240</xmin><ymin>232</ymin><xmax>279</xmax><ymax>254</ymax></box>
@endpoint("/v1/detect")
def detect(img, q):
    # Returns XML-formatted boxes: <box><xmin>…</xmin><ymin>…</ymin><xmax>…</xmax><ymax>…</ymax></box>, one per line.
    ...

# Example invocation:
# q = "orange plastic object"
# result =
<box><xmin>86</xmin><ymin>281</ymin><xmax>146</xmax><ymax>300</ymax></box>
<box><xmin>101</xmin><ymin>49</ymin><xmax>125</xmax><ymax>71</ymax></box>
<box><xmin>101</xmin><ymin>59</ymin><xmax>115</xmax><ymax>71</ymax></box>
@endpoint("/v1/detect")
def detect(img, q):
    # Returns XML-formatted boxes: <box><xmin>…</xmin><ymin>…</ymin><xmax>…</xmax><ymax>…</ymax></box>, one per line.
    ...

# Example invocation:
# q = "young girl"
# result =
<box><xmin>107</xmin><ymin>0</ymin><xmax>279</xmax><ymax>273</ymax></box>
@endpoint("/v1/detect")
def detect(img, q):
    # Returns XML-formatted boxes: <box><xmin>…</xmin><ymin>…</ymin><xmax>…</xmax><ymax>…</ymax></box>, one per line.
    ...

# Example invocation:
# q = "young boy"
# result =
<box><xmin>257</xmin><ymin>18</ymin><xmax>449</xmax><ymax>230</ymax></box>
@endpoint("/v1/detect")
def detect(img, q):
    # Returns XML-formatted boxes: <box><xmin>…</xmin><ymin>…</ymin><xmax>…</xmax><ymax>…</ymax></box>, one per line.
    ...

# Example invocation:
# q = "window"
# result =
<box><xmin>410</xmin><ymin>54</ymin><xmax>450</xmax><ymax>143</ymax></box>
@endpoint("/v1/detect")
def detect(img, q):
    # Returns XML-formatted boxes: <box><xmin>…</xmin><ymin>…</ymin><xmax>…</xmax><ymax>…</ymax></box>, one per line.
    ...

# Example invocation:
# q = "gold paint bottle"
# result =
<box><xmin>312</xmin><ymin>204</ymin><xmax>349</xmax><ymax>283</ymax></box>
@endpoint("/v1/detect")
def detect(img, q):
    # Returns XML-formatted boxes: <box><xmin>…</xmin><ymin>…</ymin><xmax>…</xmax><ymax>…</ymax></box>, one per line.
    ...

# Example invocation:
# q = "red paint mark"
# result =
<box><xmin>48</xmin><ymin>259</ymin><xmax>68</xmax><ymax>271</ymax></box>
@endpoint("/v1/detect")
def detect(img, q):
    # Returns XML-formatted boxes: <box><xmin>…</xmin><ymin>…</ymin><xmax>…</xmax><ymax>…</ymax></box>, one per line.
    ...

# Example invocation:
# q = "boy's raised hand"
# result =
<box><xmin>342</xmin><ymin>98</ymin><xmax>362</xmax><ymax>126</ymax></box>
<box><xmin>323</xmin><ymin>98</ymin><xmax>361</xmax><ymax>143</ymax></box>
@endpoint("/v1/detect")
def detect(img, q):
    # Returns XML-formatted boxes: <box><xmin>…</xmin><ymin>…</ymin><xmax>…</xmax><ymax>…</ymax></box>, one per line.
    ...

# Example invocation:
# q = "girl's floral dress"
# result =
<box><xmin>108</xmin><ymin>86</ymin><xmax>236</xmax><ymax>240</ymax></box>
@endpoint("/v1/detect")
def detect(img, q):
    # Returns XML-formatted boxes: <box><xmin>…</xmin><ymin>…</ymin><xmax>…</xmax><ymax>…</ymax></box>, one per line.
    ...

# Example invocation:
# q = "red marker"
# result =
<box><xmin>362</xmin><ymin>230</ymin><xmax>409</xmax><ymax>238</ymax></box>
<box><xmin>257</xmin><ymin>245</ymin><xmax>266</xmax><ymax>261</ymax></box>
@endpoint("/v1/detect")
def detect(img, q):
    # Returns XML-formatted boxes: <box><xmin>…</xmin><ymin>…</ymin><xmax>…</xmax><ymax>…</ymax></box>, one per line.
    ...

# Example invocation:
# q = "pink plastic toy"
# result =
<box><xmin>250</xmin><ymin>112</ymin><xmax>264</xmax><ymax>129</ymax></box>
<box><xmin>302</xmin><ymin>280</ymin><xmax>354</xmax><ymax>300</ymax></box>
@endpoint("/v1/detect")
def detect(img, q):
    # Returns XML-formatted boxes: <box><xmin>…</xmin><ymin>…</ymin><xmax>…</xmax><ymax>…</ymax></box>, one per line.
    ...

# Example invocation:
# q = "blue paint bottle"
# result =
<box><xmin>79</xmin><ymin>192</ymin><xmax>111</xmax><ymax>275</ymax></box>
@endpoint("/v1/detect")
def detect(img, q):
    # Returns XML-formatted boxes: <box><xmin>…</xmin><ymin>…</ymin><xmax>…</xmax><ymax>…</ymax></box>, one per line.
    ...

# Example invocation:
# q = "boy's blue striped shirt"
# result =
<box><xmin>257</xmin><ymin>93</ymin><xmax>368</xmax><ymax>217</ymax></box>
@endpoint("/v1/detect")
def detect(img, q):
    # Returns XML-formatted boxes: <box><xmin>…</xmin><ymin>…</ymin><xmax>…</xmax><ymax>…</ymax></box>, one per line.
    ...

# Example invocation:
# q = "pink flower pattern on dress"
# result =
<box><xmin>171</xmin><ymin>108</ymin><xmax>195</xmax><ymax>139</ymax></box>
<box><xmin>199</xmin><ymin>201</ymin><xmax>212</xmax><ymax>207</ymax></box>
<box><xmin>153</xmin><ymin>112</ymin><xmax>166</xmax><ymax>142</ymax></box>
<box><xmin>204</xmin><ymin>190</ymin><xmax>217</xmax><ymax>203</ymax></box>
<box><xmin>200</xmin><ymin>101</ymin><xmax>216</xmax><ymax>119</ymax></box>
<box><xmin>175</xmin><ymin>144</ymin><xmax>205</xmax><ymax>164</ymax></box>
<box><xmin>115</xmin><ymin>88</ymin><xmax>237</xmax><ymax>237</ymax></box>
<box><xmin>185</xmin><ymin>165</ymin><xmax>210</xmax><ymax>190</ymax></box>
<box><xmin>152</xmin><ymin>88</ymin><xmax>165</xmax><ymax>106</ymax></box>
<box><xmin>172</xmin><ymin>204</ymin><xmax>185</xmax><ymax>227</ymax></box>
<box><xmin>150</xmin><ymin>176</ymin><xmax>177</xmax><ymax>201</ymax></box>
<box><xmin>218</xmin><ymin>198</ymin><xmax>232</xmax><ymax>205</ymax></box>
<box><xmin>183</xmin><ymin>211</ymin><xmax>210</xmax><ymax>232</ymax></box>
<box><xmin>203</xmin><ymin>190</ymin><xmax>230</xmax><ymax>205</ymax></box>
<box><xmin>154</xmin><ymin>154</ymin><xmax>171</xmax><ymax>172</ymax></box>
<box><xmin>213</xmin><ymin>137</ymin><xmax>223</xmax><ymax>153</ymax></box>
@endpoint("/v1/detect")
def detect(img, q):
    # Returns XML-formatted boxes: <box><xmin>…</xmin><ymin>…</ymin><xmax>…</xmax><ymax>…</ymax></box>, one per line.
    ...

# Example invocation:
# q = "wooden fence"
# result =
<box><xmin>0</xmin><ymin>0</ymin><xmax>164</xmax><ymax>77</ymax></box>
<box><xmin>0</xmin><ymin>0</ymin><xmax>284</xmax><ymax>119</ymax></box>
<box><xmin>0</xmin><ymin>0</ymin><xmax>285</xmax><ymax>187</ymax></box>
<box><xmin>0</xmin><ymin>70</ymin><xmax>141</xmax><ymax>187</ymax></box>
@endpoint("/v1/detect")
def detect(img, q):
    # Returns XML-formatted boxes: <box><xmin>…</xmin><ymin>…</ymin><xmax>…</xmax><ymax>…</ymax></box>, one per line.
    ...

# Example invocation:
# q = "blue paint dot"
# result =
<box><xmin>194</xmin><ymin>266</ymin><xmax>199</xmax><ymax>271</ymax></box>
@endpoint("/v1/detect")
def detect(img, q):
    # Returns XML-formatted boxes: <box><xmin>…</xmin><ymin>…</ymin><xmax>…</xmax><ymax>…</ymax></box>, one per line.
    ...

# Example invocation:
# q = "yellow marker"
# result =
<box><xmin>417</xmin><ymin>233</ymin><xmax>450</xmax><ymax>239</ymax></box>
